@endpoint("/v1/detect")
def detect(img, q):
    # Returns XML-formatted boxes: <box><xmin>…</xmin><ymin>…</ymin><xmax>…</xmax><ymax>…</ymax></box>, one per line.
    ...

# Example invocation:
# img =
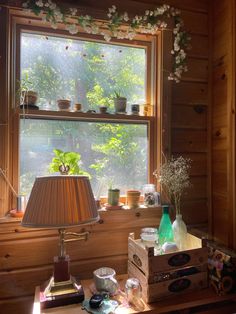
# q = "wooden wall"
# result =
<box><xmin>211</xmin><ymin>0</ymin><xmax>236</xmax><ymax>248</ymax></box>
<box><xmin>0</xmin><ymin>1</ymin><xmax>211</xmax><ymax>313</ymax></box>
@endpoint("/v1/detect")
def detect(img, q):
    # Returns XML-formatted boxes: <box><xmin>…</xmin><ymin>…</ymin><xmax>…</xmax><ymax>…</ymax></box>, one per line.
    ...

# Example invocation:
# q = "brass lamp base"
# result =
<box><xmin>40</xmin><ymin>275</ymin><xmax>84</xmax><ymax>309</ymax></box>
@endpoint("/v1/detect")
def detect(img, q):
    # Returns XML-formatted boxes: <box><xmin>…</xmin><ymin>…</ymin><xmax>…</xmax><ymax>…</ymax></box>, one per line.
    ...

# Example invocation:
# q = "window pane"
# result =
<box><xmin>20</xmin><ymin>119</ymin><xmax>148</xmax><ymax>196</ymax></box>
<box><xmin>20</xmin><ymin>33</ymin><xmax>146</xmax><ymax>111</ymax></box>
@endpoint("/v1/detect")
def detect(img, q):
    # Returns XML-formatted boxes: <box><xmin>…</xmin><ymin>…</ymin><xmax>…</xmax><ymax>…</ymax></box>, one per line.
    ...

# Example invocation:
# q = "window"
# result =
<box><xmin>16</xmin><ymin>25</ymin><xmax>156</xmax><ymax>199</ymax></box>
<box><xmin>20</xmin><ymin>119</ymin><xmax>148</xmax><ymax>196</ymax></box>
<box><xmin>20</xmin><ymin>33</ymin><xmax>146</xmax><ymax>110</ymax></box>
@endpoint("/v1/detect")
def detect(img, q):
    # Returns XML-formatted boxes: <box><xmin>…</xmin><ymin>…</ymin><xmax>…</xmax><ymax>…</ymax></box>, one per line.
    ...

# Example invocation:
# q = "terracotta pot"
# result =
<box><xmin>74</xmin><ymin>103</ymin><xmax>82</xmax><ymax>111</ymax></box>
<box><xmin>126</xmin><ymin>190</ymin><xmax>140</xmax><ymax>209</ymax></box>
<box><xmin>99</xmin><ymin>106</ymin><xmax>108</xmax><ymax>114</ymax></box>
<box><xmin>57</xmin><ymin>99</ymin><xmax>71</xmax><ymax>111</ymax></box>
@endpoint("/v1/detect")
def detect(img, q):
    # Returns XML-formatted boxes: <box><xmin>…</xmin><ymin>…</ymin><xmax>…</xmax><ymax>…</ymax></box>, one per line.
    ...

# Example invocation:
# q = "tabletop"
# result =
<box><xmin>33</xmin><ymin>274</ymin><xmax>236</xmax><ymax>314</ymax></box>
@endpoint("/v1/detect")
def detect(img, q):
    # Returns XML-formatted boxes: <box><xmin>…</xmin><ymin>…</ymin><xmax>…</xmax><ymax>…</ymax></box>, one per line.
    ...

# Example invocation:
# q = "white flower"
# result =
<box><xmin>36</xmin><ymin>0</ymin><xmax>44</xmax><ymax>7</ymax></box>
<box><xmin>123</xmin><ymin>12</ymin><xmax>129</xmax><ymax>22</ymax></box>
<box><xmin>70</xmin><ymin>8</ymin><xmax>77</xmax><ymax>16</ymax></box>
<box><xmin>127</xmin><ymin>31</ymin><xmax>135</xmax><ymax>40</ymax></box>
<box><xmin>145</xmin><ymin>10</ymin><xmax>149</xmax><ymax>15</ymax></box>
<box><xmin>108</xmin><ymin>5</ymin><xmax>116</xmax><ymax>14</ymax></box>
<box><xmin>103</xmin><ymin>33</ymin><xmax>111</xmax><ymax>42</ymax></box>
<box><xmin>117</xmin><ymin>31</ymin><xmax>125</xmax><ymax>39</ymax></box>
<box><xmin>174</xmin><ymin>43</ymin><xmax>180</xmax><ymax>51</ymax></box>
<box><xmin>66</xmin><ymin>24</ymin><xmax>79</xmax><ymax>34</ymax></box>
<box><xmin>51</xmin><ymin>22</ymin><xmax>57</xmax><ymax>29</ymax></box>
<box><xmin>91</xmin><ymin>25</ymin><xmax>99</xmax><ymax>34</ymax></box>
<box><xmin>107</xmin><ymin>13</ymin><xmax>112</xmax><ymax>18</ymax></box>
<box><xmin>49</xmin><ymin>2</ymin><xmax>56</xmax><ymax>10</ymax></box>
<box><xmin>84</xmin><ymin>26</ymin><xmax>92</xmax><ymax>34</ymax></box>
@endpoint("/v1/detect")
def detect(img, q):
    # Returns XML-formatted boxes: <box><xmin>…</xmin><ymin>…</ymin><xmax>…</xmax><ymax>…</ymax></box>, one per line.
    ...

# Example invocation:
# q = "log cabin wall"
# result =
<box><xmin>0</xmin><ymin>1</ymin><xmax>210</xmax><ymax>313</ymax></box>
<box><xmin>211</xmin><ymin>0</ymin><xmax>236</xmax><ymax>248</ymax></box>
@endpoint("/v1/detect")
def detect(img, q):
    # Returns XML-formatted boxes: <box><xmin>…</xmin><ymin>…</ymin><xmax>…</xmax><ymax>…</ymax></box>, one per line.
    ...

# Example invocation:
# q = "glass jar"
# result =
<box><xmin>140</xmin><ymin>227</ymin><xmax>158</xmax><ymax>244</ymax></box>
<box><xmin>143</xmin><ymin>184</ymin><xmax>156</xmax><ymax>207</ymax></box>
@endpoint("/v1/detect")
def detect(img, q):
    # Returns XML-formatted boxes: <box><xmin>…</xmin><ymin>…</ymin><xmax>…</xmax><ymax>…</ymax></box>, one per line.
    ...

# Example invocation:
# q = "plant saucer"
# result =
<box><xmin>104</xmin><ymin>203</ymin><xmax>124</xmax><ymax>210</ymax></box>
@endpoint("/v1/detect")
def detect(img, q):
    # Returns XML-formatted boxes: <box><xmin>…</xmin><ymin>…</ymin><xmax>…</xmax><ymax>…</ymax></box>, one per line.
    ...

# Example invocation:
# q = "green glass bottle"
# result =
<box><xmin>158</xmin><ymin>205</ymin><xmax>174</xmax><ymax>246</ymax></box>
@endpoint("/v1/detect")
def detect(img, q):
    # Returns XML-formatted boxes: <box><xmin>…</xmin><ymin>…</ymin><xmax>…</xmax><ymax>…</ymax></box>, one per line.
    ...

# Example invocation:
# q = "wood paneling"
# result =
<box><xmin>211</xmin><ymin>0</ymin><xmax>235</xmax><ymax>248</ymax></box>
<box><xmin>172</xmin><ymin>104</ymin><xmax>207</xmax><ymax>129</ymax></box>
<box><xmin>182</xmin><ymin>58</ymin><xmax>208</xmax><ymax>82</ymax></box>
<box><xmin>172</xmin><ymin>82</ymin><xmax>208</xmax><ymax>105</ymax></box>
<box><xmin>172</xmin><ymin>130</ymin><xmax>207</xmax><ymax>153</ymax></box>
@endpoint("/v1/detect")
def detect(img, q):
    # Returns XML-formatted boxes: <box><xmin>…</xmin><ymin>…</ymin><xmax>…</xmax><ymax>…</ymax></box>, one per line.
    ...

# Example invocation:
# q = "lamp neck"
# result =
<box><xmin>59</xmin><ymin>228</ymin><xmax>66</xmax><ymax>258</ymax></box>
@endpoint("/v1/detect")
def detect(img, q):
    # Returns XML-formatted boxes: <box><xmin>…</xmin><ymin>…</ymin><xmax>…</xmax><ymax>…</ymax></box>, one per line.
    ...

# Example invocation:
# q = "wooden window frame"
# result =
<box><xmin>0</xmin><ymin>8</ymin><xmax>172</xmax><ymax>218</ymax></box>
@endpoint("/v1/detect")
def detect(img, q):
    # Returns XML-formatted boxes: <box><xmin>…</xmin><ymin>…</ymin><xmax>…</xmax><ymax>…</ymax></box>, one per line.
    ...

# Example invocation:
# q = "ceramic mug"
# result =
<box><xmin>93</xmin><ymin>267</ymin><xmax>118</xmax><ymax>295</ymax></box>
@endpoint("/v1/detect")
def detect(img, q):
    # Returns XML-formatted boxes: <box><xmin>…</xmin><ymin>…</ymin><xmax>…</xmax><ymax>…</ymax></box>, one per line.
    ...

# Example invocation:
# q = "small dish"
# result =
<box><xmin>104</xmin><ymin>203</ymin><xmax>124</xmax><ymax>210</ymax></box>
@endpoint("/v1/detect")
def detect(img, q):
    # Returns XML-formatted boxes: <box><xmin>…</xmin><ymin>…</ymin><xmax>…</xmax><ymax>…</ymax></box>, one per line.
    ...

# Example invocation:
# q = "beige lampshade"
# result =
<box><xmin>21</xmin><ymin>175</ymin><xmax>99</xmax><ymax>228</ymax></box>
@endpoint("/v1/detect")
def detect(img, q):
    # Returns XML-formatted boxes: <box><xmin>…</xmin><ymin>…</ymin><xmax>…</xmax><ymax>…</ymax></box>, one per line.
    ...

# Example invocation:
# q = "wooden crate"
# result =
<box><xmin>128</xmin><ymin>233</ymin><xmax>208</xmax><ymax>303</ymax></box>
<box><xmin>128</xmin><ymin>260</ymin><xmax>208</xmax><ymax>303</ymax></box>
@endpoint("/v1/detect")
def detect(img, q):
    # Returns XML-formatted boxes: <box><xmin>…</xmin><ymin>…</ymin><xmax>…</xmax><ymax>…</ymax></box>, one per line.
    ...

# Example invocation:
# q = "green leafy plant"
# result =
<box><xmin>114</xmin><ymin>89</ymin><xmax>125</xmax><ymax>98</ymax></box>
<box><xmin>49</xmin><ymin>149</ymin><xmax>91</xmax><ymax>177</ymax></box>
<box><xmin>16</xmin><ymin>74</ymin><xmax>33</xmax><ymax>106</ymax></box>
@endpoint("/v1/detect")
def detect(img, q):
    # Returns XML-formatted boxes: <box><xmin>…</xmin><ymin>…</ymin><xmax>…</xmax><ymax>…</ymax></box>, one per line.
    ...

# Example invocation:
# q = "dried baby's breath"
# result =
<box><xmin>153</xmin><ymin>156</ymin><xmax>191</xmax><ymax>214</ymax></box>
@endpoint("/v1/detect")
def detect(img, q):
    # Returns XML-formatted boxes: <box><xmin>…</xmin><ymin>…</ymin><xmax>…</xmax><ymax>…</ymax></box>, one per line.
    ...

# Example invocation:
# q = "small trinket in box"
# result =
<box><xmin>207</xmin><ymin>241</ymin><xmax>236</xmax><ymax>295</ymax></box>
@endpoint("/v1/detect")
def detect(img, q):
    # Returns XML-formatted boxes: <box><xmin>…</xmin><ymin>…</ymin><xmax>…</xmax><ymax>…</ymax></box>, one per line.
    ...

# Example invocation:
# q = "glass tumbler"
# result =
<box><xmin>125</xmin><ymin>278</ymin><xmax>142</xmax><ymax>305</ymax></box>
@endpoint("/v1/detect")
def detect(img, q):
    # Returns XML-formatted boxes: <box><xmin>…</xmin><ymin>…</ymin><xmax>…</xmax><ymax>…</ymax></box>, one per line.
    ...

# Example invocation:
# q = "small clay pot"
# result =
<box><xmin>74</xmin><ymin>103</ymin><xmax>82</xmax><ymax>111</ymax></box>
<box><xmin>99</xmin><ymin>106</ymin><xmax>108</xmax><ymax>114</ymax></box>
<box><xmin>126</xmin><ymin>190</ymin><xmax>140</xmax><ymax>209</ymax></box>
<box><xmin>57</xmin><ymin>99</ymin><xmax>71</xmax><ymax>111</ymax></box>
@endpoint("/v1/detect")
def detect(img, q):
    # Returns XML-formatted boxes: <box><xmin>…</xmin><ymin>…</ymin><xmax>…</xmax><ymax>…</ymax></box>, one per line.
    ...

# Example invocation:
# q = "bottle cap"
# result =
<box><xmin>162</xmin><ymin>205</ymin><xmax>169</xmax><ymax>213</ymax></box>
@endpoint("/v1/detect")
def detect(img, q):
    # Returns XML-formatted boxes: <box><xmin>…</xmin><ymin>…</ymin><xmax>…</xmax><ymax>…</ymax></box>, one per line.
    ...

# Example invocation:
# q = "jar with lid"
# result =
<box><xmin>143</xmin><ymin>184</ymin><xmax>160</xmax><ymax>207</ymax></box>
<box><xmin>140</xmin><ymin>227</ymin><xmax>158</xmax><ymax>244</ymax></box>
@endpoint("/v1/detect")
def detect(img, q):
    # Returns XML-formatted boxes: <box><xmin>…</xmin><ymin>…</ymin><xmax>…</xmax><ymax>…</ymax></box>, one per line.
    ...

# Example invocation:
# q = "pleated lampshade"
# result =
<box><xmin>22</xmin><ymin>175</ymin><xmax>99</xmax><ymax>228</ymax></box>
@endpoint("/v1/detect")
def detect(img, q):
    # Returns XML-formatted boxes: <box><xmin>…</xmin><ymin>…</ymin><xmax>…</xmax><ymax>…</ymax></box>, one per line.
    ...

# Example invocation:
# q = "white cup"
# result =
<box><xmin>93</xmin><ymin>267</ymin><xmax>118</xmax><ymax>295</ymax></box>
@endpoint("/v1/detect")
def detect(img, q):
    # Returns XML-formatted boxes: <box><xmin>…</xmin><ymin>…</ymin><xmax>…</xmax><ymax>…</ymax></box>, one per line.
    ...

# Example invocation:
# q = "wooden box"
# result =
<box><xmin>128</xmin><ymin>233</ymin><xmax>208</xmax><ymax>303</ymax></box>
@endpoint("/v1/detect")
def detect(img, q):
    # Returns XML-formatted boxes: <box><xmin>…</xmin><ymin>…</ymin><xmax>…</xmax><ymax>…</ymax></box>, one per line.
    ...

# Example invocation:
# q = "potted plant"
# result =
<box><xmin>49</xmin><ymin>149</ymin><xmax>90</xmax><ymax>177</ymax></box>
<box><xmin>16</xmin><ymin>77</ymin><xmax>38</xmax><ymax>109</ymax></box>
<box><xmin>113</xmin><ymin>90</ymin><xmax>127</xmax><ymax>113</ymax></box>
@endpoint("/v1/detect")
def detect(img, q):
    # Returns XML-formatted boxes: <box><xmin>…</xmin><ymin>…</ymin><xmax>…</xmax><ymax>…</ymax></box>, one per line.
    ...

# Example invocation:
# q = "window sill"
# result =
<box><xmin>0</xmin><ymin>206</ymin><xmax>162</xmax><ymax>225</ymax></box>
<box><xmin>16</xmin><ymin>108</ymin><xmax>155</xmax><ymax>123</ymax></box>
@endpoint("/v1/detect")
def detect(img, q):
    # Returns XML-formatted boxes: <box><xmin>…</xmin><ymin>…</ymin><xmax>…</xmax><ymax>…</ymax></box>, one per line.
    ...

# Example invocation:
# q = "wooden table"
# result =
<box><xmin>33</xmin><ymin>275</ymin><xmax>236</xmax><ymax>314</ymax></box>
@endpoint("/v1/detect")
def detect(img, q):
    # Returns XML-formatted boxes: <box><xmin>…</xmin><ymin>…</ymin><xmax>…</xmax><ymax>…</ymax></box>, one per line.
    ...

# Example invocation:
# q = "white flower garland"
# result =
<box><xmin>22</xmin><ymin>0</ymin><xmax>191</xmax><ymax>82</ymax></box>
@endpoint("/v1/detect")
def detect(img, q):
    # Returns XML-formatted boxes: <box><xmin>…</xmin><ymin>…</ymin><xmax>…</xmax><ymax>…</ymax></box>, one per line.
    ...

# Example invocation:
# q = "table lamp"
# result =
<box><xmin>21</xmin><ymin>175</ymin><xmax>99</xmax><ymax>309</ymax></box>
